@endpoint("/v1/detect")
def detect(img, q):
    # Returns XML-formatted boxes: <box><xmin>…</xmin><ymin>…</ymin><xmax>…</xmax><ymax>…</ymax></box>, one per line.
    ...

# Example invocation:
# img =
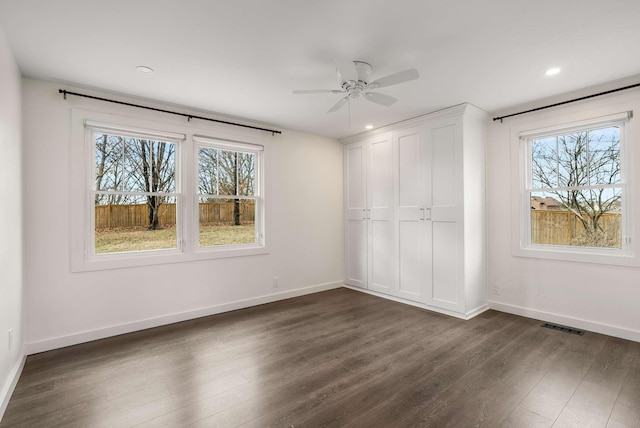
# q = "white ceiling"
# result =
<box><xmin>1</xmin><ymin>0</ymin><xmax>639</xmax><ymax>139</ymax></box>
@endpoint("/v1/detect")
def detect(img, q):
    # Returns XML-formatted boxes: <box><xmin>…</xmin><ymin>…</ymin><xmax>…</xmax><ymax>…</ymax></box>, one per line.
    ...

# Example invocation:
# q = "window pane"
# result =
<box><xmin>198</xmin><ymin>197</ymin><xmax>256</xmax><ymax>246</ymax></box>
<box><xmin>122</xmin><ymin>137</ymin><xmax>176</xmax><ymax>193</ymax></box>
<box><xmin>531</xmin><ymin>137</ymin><xmax>557</xmax><ymax>188</ymax></box>
<box><xmin>216</xmin><ymin>150</ymin><xmax>237</xmax><ymax>195</ymax></box>
<box><xmin>198</xmin><ymin>147</ymin><xmax>219</xmax><ymax>195</ymax></box>
<box><xmin>588</xmin><ymin>126</ymin><xmax>620</xmax><ymax>185</ymax></box>
<box><xmin>530</xmin><ymin>189</ymin><xmax>621</xmax><ymax>248</ymax></box>
<box><xmin>199</xmin><ymin>148</ymin><xmax>256</xmax><ymax>197</ymax></box>
<box><xmin>238</xmin><ymin>152</ymin><xmax>256</xmax><ymax>196</ymax></box>
<box><xmin>95</xmin><ymin>133</ymin><xmax>124</xmax><ymax>191</ymax></box>
<box><xmin>557</xmin><ymin>131</ymin><xmax>589</xmax><ymax>188</ymax></box>
<box><xmin>94</xmin><ymin>195</ymin><xmax>177</xmax><ymax>254</ymax></box>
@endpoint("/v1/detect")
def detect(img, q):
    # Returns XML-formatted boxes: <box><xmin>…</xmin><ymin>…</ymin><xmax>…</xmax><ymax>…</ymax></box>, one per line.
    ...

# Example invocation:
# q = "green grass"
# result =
<box><xmin>95</xmin><ymin>224</ymin><xmax>255</xmax><ymax>254</ymax></box>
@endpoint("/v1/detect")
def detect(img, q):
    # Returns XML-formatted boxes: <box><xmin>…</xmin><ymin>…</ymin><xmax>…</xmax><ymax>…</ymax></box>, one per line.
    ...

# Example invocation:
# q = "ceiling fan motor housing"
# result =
<box><xmin>339</xmin><ymin>61</ymin><xmax>373</xmax><ymax>98</ymax></box>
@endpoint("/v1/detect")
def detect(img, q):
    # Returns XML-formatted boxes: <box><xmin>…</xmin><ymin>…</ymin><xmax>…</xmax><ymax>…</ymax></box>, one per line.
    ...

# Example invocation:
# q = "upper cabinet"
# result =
<box><xmin>343</xmin><ymin>104</ymin><xmax>488</xmax><ymax>319</ymax></box>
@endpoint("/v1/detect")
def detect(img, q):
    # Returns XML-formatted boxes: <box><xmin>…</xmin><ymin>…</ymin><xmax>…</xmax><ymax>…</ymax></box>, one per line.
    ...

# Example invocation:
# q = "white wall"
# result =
<box><xmin>22</xmin><ymin>79</ymin><xmax>344</xmax><ymax>352</ymax></box>
<box><xmin>0</xmin><ymin>26</ymin><xmax>24</xmax><ymax>418</ymax></box>
<box><xmin>487</xmin><ymin>85</ymin><xmax>640</xmax><ymax>342</ymax></box>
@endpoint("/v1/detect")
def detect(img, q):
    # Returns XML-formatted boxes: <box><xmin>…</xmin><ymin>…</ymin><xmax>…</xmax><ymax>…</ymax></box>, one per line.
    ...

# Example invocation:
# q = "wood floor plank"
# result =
<box><xmin>608</xmin><ymin>342</ymin><xmax>640</xmax><ymax>428</ymax></box>
<box><xmin>1</xmin><ymin>288</ymin><xmax>638</xmax><ymax>428</ymax></box>
<box><xmin>511</xmin><ymin>334</ymin><xmax>608</xmax><ymax>421</ymax></box>
<box><xmin>553</xmin><ymin>337</ymin><xmax>635</xmax><ymax>428</ymax></box>
<box><xmin>246</xmin><ymin>311</ymin><xmax>519</xmax><ymax>427</ymax></box>
<box><xmin>344</xmin><ymin>313</ymin><xmax>533</xmax><ymax>427</ymax></box>
<box><xmin>385</xmin><ymin>323</ymin><xmax>567</xmax><ymax>427</ymax></box>
<box><xmin>499</xmin><ymin>407</ymin><xmax>554</xmax><ymax>428</ymax></box>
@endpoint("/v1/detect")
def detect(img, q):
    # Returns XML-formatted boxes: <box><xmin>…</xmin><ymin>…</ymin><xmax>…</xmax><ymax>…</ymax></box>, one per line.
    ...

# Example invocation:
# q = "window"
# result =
<box><xmin>520</xmin><ymin>112</ymin><xmax>631</xmax><ymax>256</ymax></box>
<box><xmin>71</xmin><ymin>111</ymin><xmax>268</xmax><ymax>272</ymax></box>
<box><xmin>195</xmin><ymin>136</ymin><xmax>263</xmax><ymax>249</ymax></box>
<box><xmin>88</xmin><ymin>122</ymin><xmax>183</xmax><ymax>256</ymax></box>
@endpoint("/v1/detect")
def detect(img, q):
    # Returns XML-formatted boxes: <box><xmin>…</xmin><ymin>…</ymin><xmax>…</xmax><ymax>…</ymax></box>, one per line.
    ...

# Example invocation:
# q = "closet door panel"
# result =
<box><xmin>346</xmin><ymin>221</ymin><xmax>367</xmax><ymax>286</ymax></box>
<box><xmin>429</xmin><ymin>119</ymin><xmax>463</xmax><ymax>312</ymax></box>
<box><xmin>344</xmin><ymin>143</ymin><xmax>367</xmax><ymax>288</ymax></box>
<box><xmin>398</xmin><ymin>222</ymin><xmax>422</xmax><ymax>296</ymax></box>
<box><xmin>370</xmin><ymin>221</ymin><xmax>393</xmax><ymax>291</ymax></box>
<box><xmin>395</xmin><ymin>127</ymin><xmax>428</xmax><ymax>302</ymax></box>
<box><xmin>431</xmin><ymin>124</ymin><xmax>457</xmax><ymax>208</ymax></box>
<box><xmin>432</xmin><ymin>221</ymin><xmax>459</xmax><ymax>310</ymax></box>
<box><xmin>368</xmin><ymin>135</ymin><xmax>394</xmax><ymax>293</ymax></box>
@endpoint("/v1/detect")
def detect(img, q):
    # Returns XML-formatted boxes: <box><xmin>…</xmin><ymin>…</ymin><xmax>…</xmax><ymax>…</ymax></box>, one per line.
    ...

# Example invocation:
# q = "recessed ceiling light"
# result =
<box><xmin>365</xmin><ymin>124</ymin><xmax>373</xmax><ymax>130</ymax></box>
<box><xmin>136</xmin><ymin>66</ymin><xmax>154</xmax><ymax>73</ymax></box>
<box><xmin>545</xmin><ymin>67</ymin><xmax>561</xmax><ymax>76</ymax></box>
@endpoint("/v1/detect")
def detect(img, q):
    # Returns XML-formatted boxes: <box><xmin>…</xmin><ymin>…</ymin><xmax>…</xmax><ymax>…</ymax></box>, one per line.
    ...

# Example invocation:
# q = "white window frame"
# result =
<box><xmin>193</xmin><ymin>136</ymin><xmax>265</xmax><ymax>253</ymax></box>
<box><xmin>70</xmin><ymin>109</ymin><xmax>269</xmax><ymax>272</ymax></box>
<box><xmin>86</xmin><ymin>121</ymin><xmax>185</xmax><ymax>260</ymax></box>
<box><xmin>511</xmin><ymin>110</ymin><xmax>636</xmax><ymax>266</ymax></box>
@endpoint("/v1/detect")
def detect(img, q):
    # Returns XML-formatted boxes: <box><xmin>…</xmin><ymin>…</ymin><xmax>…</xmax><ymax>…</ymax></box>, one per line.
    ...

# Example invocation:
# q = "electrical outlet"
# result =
<box><xmin>8</xmin><ymin>329</ymin><xmax>13</xmax><ymax>351</ymax></box>
<box><xmin>273</xmin><ymin>277</ymin><xmax>279</xmax><ymax>288</ymax></box>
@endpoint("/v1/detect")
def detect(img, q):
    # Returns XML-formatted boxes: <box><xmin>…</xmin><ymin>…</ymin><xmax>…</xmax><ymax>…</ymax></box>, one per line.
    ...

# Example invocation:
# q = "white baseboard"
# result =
<box><xmin>26</xmin><ymin>281</ymin><xmax>343</xmax><ymax>355</ymax></box>
<box><xmin>489</xmin><ymin>300</ymin><xmax>640</xmax><ymax>343</ymax></box>
<box><xmin>343</xmin><ymin>285</ymin><xmax>490</xmax><ymax>320</ymax></box>
<box><xmin>0</xmin><ymin>346</ymin><xmax>26</xmax><ymax>423</ymax></box>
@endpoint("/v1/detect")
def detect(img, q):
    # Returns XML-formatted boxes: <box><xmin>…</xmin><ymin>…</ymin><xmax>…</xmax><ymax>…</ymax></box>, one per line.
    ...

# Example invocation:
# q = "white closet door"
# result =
<box><xmin>367</xmin><ymin>134</ymin><xmax>394</xmax><ymax>294</ymax></box>
<box><xmin>429</xmin><ymin>118</ymin><xmax>464</xmax><ymax>312</ymax></box>
<box><xmin>394</xmin><ymin>126</ymin><xmax>431</xmax><ymax>303</ymax></box>
<box><xmin>344</xmin><ymin>142</ymin><xmax>367</xmax><ymax>288</ymax></box>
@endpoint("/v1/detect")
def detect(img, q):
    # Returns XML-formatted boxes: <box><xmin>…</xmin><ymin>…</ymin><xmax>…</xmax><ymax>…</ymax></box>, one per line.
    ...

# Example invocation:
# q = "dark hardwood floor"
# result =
<box><xmin>2</xmin><ymin>288</ymin><xmax>639</xmax><ymax>427</ymax></box>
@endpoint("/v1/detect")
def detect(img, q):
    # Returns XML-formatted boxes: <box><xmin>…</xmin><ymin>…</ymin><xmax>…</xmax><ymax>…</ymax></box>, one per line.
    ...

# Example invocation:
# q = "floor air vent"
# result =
<box><xmin>541</xmin><ymin>323</ymin><xmax>584</xmax><ymax>336</ymax></box>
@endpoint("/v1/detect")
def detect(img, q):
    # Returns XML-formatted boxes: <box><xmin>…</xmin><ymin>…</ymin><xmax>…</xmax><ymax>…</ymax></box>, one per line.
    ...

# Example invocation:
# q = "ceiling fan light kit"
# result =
<box><xmin>293</xmin><ymin>60</ymin><xmax>419</xmax><ymax>113</ymax></box>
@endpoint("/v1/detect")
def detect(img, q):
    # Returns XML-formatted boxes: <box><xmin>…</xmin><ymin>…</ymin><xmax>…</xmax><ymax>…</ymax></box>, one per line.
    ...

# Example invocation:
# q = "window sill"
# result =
<box><xmin>513</xmin><ymin>244</ymin><xmax>638</xmax><ymax>267</ymax></box>
<box><xmin>71</xmin><ymin>245</ymin><xmax>269</xmax><ymax>272</ymax></box>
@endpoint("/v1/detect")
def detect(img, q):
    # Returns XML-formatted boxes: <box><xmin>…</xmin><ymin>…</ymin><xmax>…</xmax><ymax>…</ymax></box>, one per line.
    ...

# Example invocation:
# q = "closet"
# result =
<box><xmin>343</xmin><ymin>103</ymin><xmax>488</xmax><ymax>319</ymax></box>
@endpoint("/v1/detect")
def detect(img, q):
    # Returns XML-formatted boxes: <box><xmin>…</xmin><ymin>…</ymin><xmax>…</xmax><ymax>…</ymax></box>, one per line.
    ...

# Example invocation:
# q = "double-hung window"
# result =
<box><xmin>87</xmin><ymin>121</ymin><xmax>184</xmax><ymax>256</ymax></box>
<box><xmin>195</xmin><ymin>136</ymin><xmax>264</xmax><ymax>249</ymax></box>
<box><xmin>72</xmin><ymin>112</ymin><xmax>268</xmax><ymax>271</ymax></box>
<box><xmin>519</xmin><ymin>112</ymin><xmax>631</xmax><ymax>257</ymax></box>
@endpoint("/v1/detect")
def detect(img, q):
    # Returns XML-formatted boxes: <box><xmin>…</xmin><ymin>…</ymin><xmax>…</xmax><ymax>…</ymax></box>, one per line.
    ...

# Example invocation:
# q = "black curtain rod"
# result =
<box><xmin>493</xmin><ymin>82</ymin><xmax>640</xmax><ymax>122</ymax></box>
<box><xmin>58</xmin><ymin>89</ymin><xmax>282</xmax><ymax>135</ymax></box>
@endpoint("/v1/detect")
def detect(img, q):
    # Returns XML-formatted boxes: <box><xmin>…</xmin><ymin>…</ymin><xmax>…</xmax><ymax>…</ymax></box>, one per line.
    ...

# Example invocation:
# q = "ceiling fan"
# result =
<box><xmin>293</xmin><ymin>60</ymin><xmax>419</xmax><ymax>113</ymax></box>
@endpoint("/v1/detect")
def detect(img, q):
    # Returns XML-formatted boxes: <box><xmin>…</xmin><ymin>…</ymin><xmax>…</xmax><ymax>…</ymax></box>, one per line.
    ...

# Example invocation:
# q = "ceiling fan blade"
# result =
<box><xmin>327</xmin><ymin>96</ymin><xmax>350</xmax><ymax>113</ymax></box>
<box><xmin>369</xmin><ymin>68</ymin><xmax>419</xmax><ymax>89</ymax></box>
<box><xmin>292</xmin><ymin>89</ymin><xmax>345</xmax><ymax>94</ymax></box>
<box><xmin>365</xmin><ymin>92</ymin><xmax>398</xmax><ymax>107</ymax></box>
<box><xmin>334</xmin><ymin>60</ymin><xmax>358</xmax><ymax>83</ymax></box>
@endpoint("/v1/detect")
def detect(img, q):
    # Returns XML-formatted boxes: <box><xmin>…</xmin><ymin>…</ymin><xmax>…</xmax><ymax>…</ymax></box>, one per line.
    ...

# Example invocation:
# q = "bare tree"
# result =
<box><xmin>125</xmin><ymin>138</ymin><xmax>175</xmax><ymax>230</ymax></box>
<box><xmin>94</xmin><ymin>134</ymin><xmax>128</xmax><ymax>205</ymax></box>
<box><xmin>198</xmin><ymin>148</ymin><xmax>255</xmax><ymax>225</ymax></box>
<box><xmin>531</xmin><ymin>127</ymin><xmax>621</xmax><ymax>246</ymax></box>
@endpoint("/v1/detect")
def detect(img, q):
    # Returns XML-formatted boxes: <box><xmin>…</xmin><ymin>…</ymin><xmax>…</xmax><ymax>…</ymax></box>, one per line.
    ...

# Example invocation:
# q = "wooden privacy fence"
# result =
<box><xmin>95</xmin><ymin>201</ymin><xmax>255</xmax><ymax>228</ymax></box>
<box><xmin>530</xmin><ymin>210</ymin><xmax>621</xmax><ymax>246</ymax></box>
